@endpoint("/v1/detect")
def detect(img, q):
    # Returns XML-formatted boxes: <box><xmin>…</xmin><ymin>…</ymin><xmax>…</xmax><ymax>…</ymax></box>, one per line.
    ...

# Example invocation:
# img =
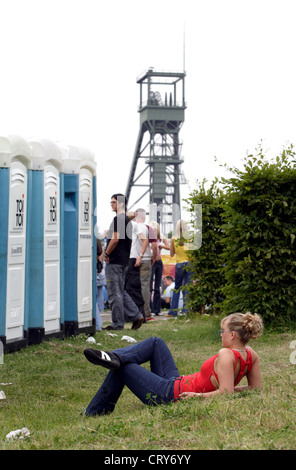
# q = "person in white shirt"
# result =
<box><xmin>161</xmin><ymin>275</ymin><xmax>183</xmax><ymax>313</ymax></box>
<box><xmin>134</xmin><ymin>209</ymin><xmax>157</xmax><ymax>322</ymax></box>
<box><xmin>125</xmin><ymin>221</ymin><xmax>148</xmax><ymax>318</ymax></box>
<box><xmin>161</xmin><ymin>276</ymin><xmax>175</xmax><ymax>309</ymax></box>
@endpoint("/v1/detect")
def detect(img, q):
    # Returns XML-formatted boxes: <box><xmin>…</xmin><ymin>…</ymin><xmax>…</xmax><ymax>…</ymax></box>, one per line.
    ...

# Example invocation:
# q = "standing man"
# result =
<box><xmin>134</xmin><ymin>208</ymin><xmax>157</xmax><ymax>322</ymax></box>
<box><xmin>103</xmin><ymin>194</ymin><xmax>144</xmax><ymax>331</ymax></box>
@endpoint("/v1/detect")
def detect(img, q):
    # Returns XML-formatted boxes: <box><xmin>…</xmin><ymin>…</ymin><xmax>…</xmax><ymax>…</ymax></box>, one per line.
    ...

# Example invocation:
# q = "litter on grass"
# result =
<box><xmin>86</xmin><ymin>337</ymin><xmax>101</xmax><ymax>346</ymax></box>
<box><xmin>121</xmin><ymin>335</ymin><xmax>137</xmax><ymax>343</ymax></box>
<box><xmin>6</xmin><ymin>427</ymin><xmax>30</xmax><ymax>440</ymax></box>
<box><xmin>86</xmin><ymin>336</ymin><xmax>96</xmax><ymax>344</ymax></box>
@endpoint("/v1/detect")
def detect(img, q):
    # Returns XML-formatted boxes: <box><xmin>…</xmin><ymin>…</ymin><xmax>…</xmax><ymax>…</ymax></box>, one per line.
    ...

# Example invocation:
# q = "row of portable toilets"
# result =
<box><xmin>0</xmin><ymin>135</ymin><xmax>97</xmax><ymax>353</ymax></box>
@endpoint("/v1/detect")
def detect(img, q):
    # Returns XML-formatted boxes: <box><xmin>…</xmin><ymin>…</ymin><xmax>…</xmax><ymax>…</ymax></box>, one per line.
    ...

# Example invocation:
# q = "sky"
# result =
<box><xmin>1</xmin><ymin>0</ymin><xmax>296</xmax><ymax>234</ymax></box>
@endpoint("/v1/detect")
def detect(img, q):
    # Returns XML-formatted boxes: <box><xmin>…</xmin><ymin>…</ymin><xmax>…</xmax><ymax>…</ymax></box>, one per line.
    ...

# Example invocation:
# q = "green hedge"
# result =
<box><xmin>184</xmin><ymin>179</ymin><xmax>226</xmax><ymax>313</ymax></box>
<box><xmin>185</xmin><ymin>145</ymin><xmax>296</xmax><ymax>328</ymax></box>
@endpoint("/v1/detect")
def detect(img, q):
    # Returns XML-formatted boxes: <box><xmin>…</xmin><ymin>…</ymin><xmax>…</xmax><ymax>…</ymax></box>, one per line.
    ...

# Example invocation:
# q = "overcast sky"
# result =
<box><xmin>1</xmin><ymin>0</ymin><xmax>296</xmax><ymax>233</ymax></box>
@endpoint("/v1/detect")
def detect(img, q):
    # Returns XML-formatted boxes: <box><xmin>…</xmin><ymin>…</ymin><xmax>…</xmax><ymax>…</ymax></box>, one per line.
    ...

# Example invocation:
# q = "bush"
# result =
<box><xmin>221</xmin><ymin>145</ymin><xmax>296</xmax><ymax>328</ymax></box>
<box><xmin>185</xmin><ymin>145</ymin><xmax>296</xmax><ymax>329</ymax></box>
<box><xmin>184</xmin><ymin>179</ymin><xmax>226</xmax><ymax>313</ymax></box>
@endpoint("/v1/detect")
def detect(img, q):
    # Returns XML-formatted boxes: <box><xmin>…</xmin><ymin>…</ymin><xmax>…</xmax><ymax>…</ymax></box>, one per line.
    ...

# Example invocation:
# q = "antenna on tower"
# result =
<box><xmin>183</xmin><ymin>23</ymin><xmax>186</xmax><ymax>72</ymax></box>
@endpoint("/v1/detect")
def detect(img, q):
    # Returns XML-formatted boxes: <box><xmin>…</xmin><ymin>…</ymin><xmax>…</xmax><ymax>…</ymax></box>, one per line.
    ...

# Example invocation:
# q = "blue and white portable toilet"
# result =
<box><xmin>25</xmin><ymin>138</ymin><xmax>64</xmax><ymax>344</ymax></box>
<box><xmin>61</xmin><ymin>144</ymin><xmax>96</xmax><ymax>336</ymax></box>
<box><xmin>0</xmin><ymin>135</ymin><xmax>31</xmax><ymax>352</ymax></box>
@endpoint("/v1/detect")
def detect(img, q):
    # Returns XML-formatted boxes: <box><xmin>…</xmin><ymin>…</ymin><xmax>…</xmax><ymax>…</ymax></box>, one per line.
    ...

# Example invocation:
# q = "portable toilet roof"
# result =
<box><xmin>60</xmin><ymin>143</ymin><xmax>96</xmax><ymax>175</ymax></box>
<box><xmin>28</xmin><ymin>137</ymin><xmax>63</xmax><ymax>171</ymax></box>
<box><xmin>0</xmin><ymin>135</ymin><xmax>31</xmax><ymax>168</ymax></box>
<box><xmin>59</xmin><ymin>143</ymin><xmax>81</xmax><ymax>174</ymax></box>
<box><xmin>78</xmin><ymin>146</ymin><xmax>96</xmax><ymax>175</ymax></box>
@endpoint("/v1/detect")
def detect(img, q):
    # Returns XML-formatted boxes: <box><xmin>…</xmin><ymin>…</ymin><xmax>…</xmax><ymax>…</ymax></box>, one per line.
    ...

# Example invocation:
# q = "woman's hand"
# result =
<box><xmin>180</xmin><ymin>392</ymin><xmax>202</xmax><ymax>400</ymax></box>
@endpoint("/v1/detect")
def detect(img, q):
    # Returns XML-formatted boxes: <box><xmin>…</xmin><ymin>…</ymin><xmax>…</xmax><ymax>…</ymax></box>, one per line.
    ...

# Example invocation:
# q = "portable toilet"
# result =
<box><xmin>60</xmin><ymin>144</ymin><xmax>96</xmax><ymax>336</ymax></box>
<box><xmin>25</xmin><ymin>138</ymin><xmax>64</xmax><ymax>344</ymax></box>
<box><xmin>0</xmin><ymin>135</ymin><xmax>31</xmax><ymax>352</ymax></box>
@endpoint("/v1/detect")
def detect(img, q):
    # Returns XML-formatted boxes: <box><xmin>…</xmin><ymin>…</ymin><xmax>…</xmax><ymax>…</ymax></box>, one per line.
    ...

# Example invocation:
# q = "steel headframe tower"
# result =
<box><xmin>126</xmin><ymin>68</ymin><xmax>186</xmax><ymax>235</ymax></box>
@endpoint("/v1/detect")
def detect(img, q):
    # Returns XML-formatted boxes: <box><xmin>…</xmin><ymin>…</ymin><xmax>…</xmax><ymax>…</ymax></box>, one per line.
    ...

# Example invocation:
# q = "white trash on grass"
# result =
<box><xmin>6</xmin><ymin>427</ymin><xmax>30</xmax><ymax>440</ymax></box>
<box><xmin>86</xmin><ymin>337</ymin><xmax>101</xmax><ymax>346</ymax></box>
<box><xmin>121</xmin><ymin>335</ymin><xmax>137</xmax><ymax>343</ymax></box>
<box><xmin>86</xmin><ymin>336</ymin><xmax>96</xmax><ymax>344</ymax></box>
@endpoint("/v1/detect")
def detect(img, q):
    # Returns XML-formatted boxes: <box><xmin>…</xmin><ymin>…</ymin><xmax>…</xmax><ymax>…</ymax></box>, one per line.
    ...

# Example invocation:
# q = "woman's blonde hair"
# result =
<box><xmin>175</xmin><ymin>219</ymin><xmax>191</xmax><ymax>246</ymax></box>
<box><xmin>222</xmin><ymin>312</ymin><xmax>263</xmax><ymax>345</ymax></box>
<box><xmin>176</xmin><ymin>219</ymin><xmax>189</xmax><ymax>238</ymax></box>
<box><xmin>149</xmin><ymin>221</ymin><xmax>160</xmax><ymax>240</ymax></box>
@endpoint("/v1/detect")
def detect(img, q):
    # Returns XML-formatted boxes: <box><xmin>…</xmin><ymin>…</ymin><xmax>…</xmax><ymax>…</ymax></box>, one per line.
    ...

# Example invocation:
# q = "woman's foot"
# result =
<box><xmin>84</xmin><ymin>348</ymin><xmax>121</xmax><ymax>369</ymax></box>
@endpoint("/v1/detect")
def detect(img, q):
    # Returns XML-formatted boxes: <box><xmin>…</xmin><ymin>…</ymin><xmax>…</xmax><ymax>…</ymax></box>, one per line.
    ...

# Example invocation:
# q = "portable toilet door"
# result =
<box><xmin>0</xmin><ymin>135</ymin><xmax>31</xmax><ymax>352</ymax></box>
<box><xmin>77</xmin><ymin>149</ymin><xmax>96</xmax><ymax>334</ymax></box>
<box><xmin>78</xmin><ymin>148</ymin><xmax>97</xmax><ymax>333</ymax></box>
<box><xmin>27</xmin><ymin>138</ymin><xmax>64</xmax><ymax>344</ymax></box>
<box><xmin>43</xmin><ymin>147</ymin><xmax>63</xmax><ymax>338</ymax></box>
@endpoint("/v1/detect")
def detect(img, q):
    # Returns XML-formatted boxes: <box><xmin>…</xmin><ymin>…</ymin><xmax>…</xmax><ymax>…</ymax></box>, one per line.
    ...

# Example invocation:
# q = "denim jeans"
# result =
<box><xmin>169</xmin><ymin>262</ymin><xmax>191</xmax><ymax>316</ymax></box>
<box><xmin>85</xmin><ymin>337</ymin><xmax>180</xmax><ymax>416</ymax></box>
<box><xmin>150</xmin><ymin>260</ymin><xmax>163</xmax><ymax>314</ymax></box>
<box><xmin>96</xmin><ymin>286</ymin><xmax>103</xmax><ymax>331</ymax></box>
<box><xmin>96</xmin><ymin>272</ymin><xmax>106</xmax><ymax>331</ymax></box>
<box><xmin>106</xmin><ymin>263</ymin><xmax>142</xmax><ymax>329</ymax></box>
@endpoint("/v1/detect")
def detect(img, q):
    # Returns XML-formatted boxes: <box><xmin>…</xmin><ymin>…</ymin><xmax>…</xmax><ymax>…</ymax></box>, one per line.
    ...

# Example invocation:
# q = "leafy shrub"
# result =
<box><xmin>184</xmin><ymin>179</ymin><xmax>226</xmax><ymax>313</ymax></box>
<box><xmin>221</xmin><ymin>145</ymin><xmax>296</xmax><ymax>328</ymax></box>
<box><xmin>185</xmin><ymin>144</ymin><xmax>296</xmax><ymax>329</ymax></box>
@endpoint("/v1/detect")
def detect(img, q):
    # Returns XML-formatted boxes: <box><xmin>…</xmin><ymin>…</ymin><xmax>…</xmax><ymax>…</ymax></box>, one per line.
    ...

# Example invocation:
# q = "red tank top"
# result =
<box><xmin>174</xmin><ymin>349</ymin><xmax>253</xmax><ymax>399</ymax></box>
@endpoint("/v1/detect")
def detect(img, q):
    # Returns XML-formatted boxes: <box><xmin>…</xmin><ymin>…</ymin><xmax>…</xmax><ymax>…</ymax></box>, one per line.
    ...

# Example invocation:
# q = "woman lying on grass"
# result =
<box><xmin>83</xmin><ymin>312</ymin><xmax>263</xmax><ymax>416</ymax></box>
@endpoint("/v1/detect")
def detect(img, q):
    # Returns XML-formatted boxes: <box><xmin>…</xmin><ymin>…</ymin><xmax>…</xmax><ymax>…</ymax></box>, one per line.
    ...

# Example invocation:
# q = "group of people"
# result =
<box><xmin>95</xmin><ymin>193</ymin><xmax>193</xmax><ymax>331</ymax></box>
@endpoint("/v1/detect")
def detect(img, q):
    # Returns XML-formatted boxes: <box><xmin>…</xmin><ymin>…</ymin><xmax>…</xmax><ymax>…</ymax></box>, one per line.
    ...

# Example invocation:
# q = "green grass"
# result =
<box><xmin>0</xmin><ymin>315</ymin><xmax>296</xmax><ymax>450</ymax></box>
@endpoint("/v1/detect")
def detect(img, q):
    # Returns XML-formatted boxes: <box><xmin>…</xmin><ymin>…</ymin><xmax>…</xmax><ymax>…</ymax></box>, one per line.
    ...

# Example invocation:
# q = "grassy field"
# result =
<box><xmin>0</xmin><ymin>314</ymin><xmax>296</xmax><ymax>451</ymax></box>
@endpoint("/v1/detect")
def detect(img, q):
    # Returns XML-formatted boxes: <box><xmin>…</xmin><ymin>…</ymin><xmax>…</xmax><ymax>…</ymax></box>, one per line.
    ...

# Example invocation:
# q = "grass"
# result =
<box><xmin>0</xmin><ymin>314</ymin><xmax>296</xmax><ymax>450</ymax></box>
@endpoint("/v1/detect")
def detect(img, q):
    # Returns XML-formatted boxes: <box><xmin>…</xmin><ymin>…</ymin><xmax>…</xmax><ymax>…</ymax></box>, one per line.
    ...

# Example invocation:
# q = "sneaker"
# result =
<box><xmin>131</xmin><ymin>316</ymin><xmax>144</xmax><ymax>330</ymax></box>
<box><xmin>146</xmin><ymin>316</ymin><xmax>155</xmax><ymax>321</ymax></box>
<box><xmin>165</xmin><ymin>314</ymin><xmax>177</xmax><ymax>318</ymax></box>
<box><xmin>102</xmin><ymin>325</ymin><xmax>123</xmax><ymax>331</ymax></box>
<box><xmin>84</xmin><ymin>348</ymin><xmax>121</xmax><ymax>369</ymax></box>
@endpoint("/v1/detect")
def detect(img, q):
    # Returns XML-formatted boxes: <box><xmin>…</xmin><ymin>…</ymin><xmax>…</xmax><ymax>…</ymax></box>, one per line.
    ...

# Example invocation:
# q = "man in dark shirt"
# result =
<box><xmin>103</xmin><ymin>194</ymin><xmax>144</xmax><ymax>330</ymax></box>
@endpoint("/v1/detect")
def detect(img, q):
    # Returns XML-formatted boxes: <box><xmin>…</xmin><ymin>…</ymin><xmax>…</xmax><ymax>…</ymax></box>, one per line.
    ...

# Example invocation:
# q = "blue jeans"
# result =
<box><xmin>150</xmin><ymin>260</ymin><xmax>163</xmax><ymax>314</ymax></box>
<box><xmin>106</xmin><ymin>263</ymin><xmax>142</xmax><ymax>329</ymax></box>
<box><xmin>96</xmin><ymin>286</ymin><xmax>103</xmax><ymax>331</ymax></box>
<box><xmin>85</xmin><ymin>337</ymin><xmax>180</xmax><ymax>416</ymax></box>
<box><xmin>169</xmin><ymin>262</ymin><xmax>191</xmax><ymax>316</ymax></box>
<box><xmin>96</xmin><ymin>272</ymin><xmax>106</xmax><ymax>331</ymax></box>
